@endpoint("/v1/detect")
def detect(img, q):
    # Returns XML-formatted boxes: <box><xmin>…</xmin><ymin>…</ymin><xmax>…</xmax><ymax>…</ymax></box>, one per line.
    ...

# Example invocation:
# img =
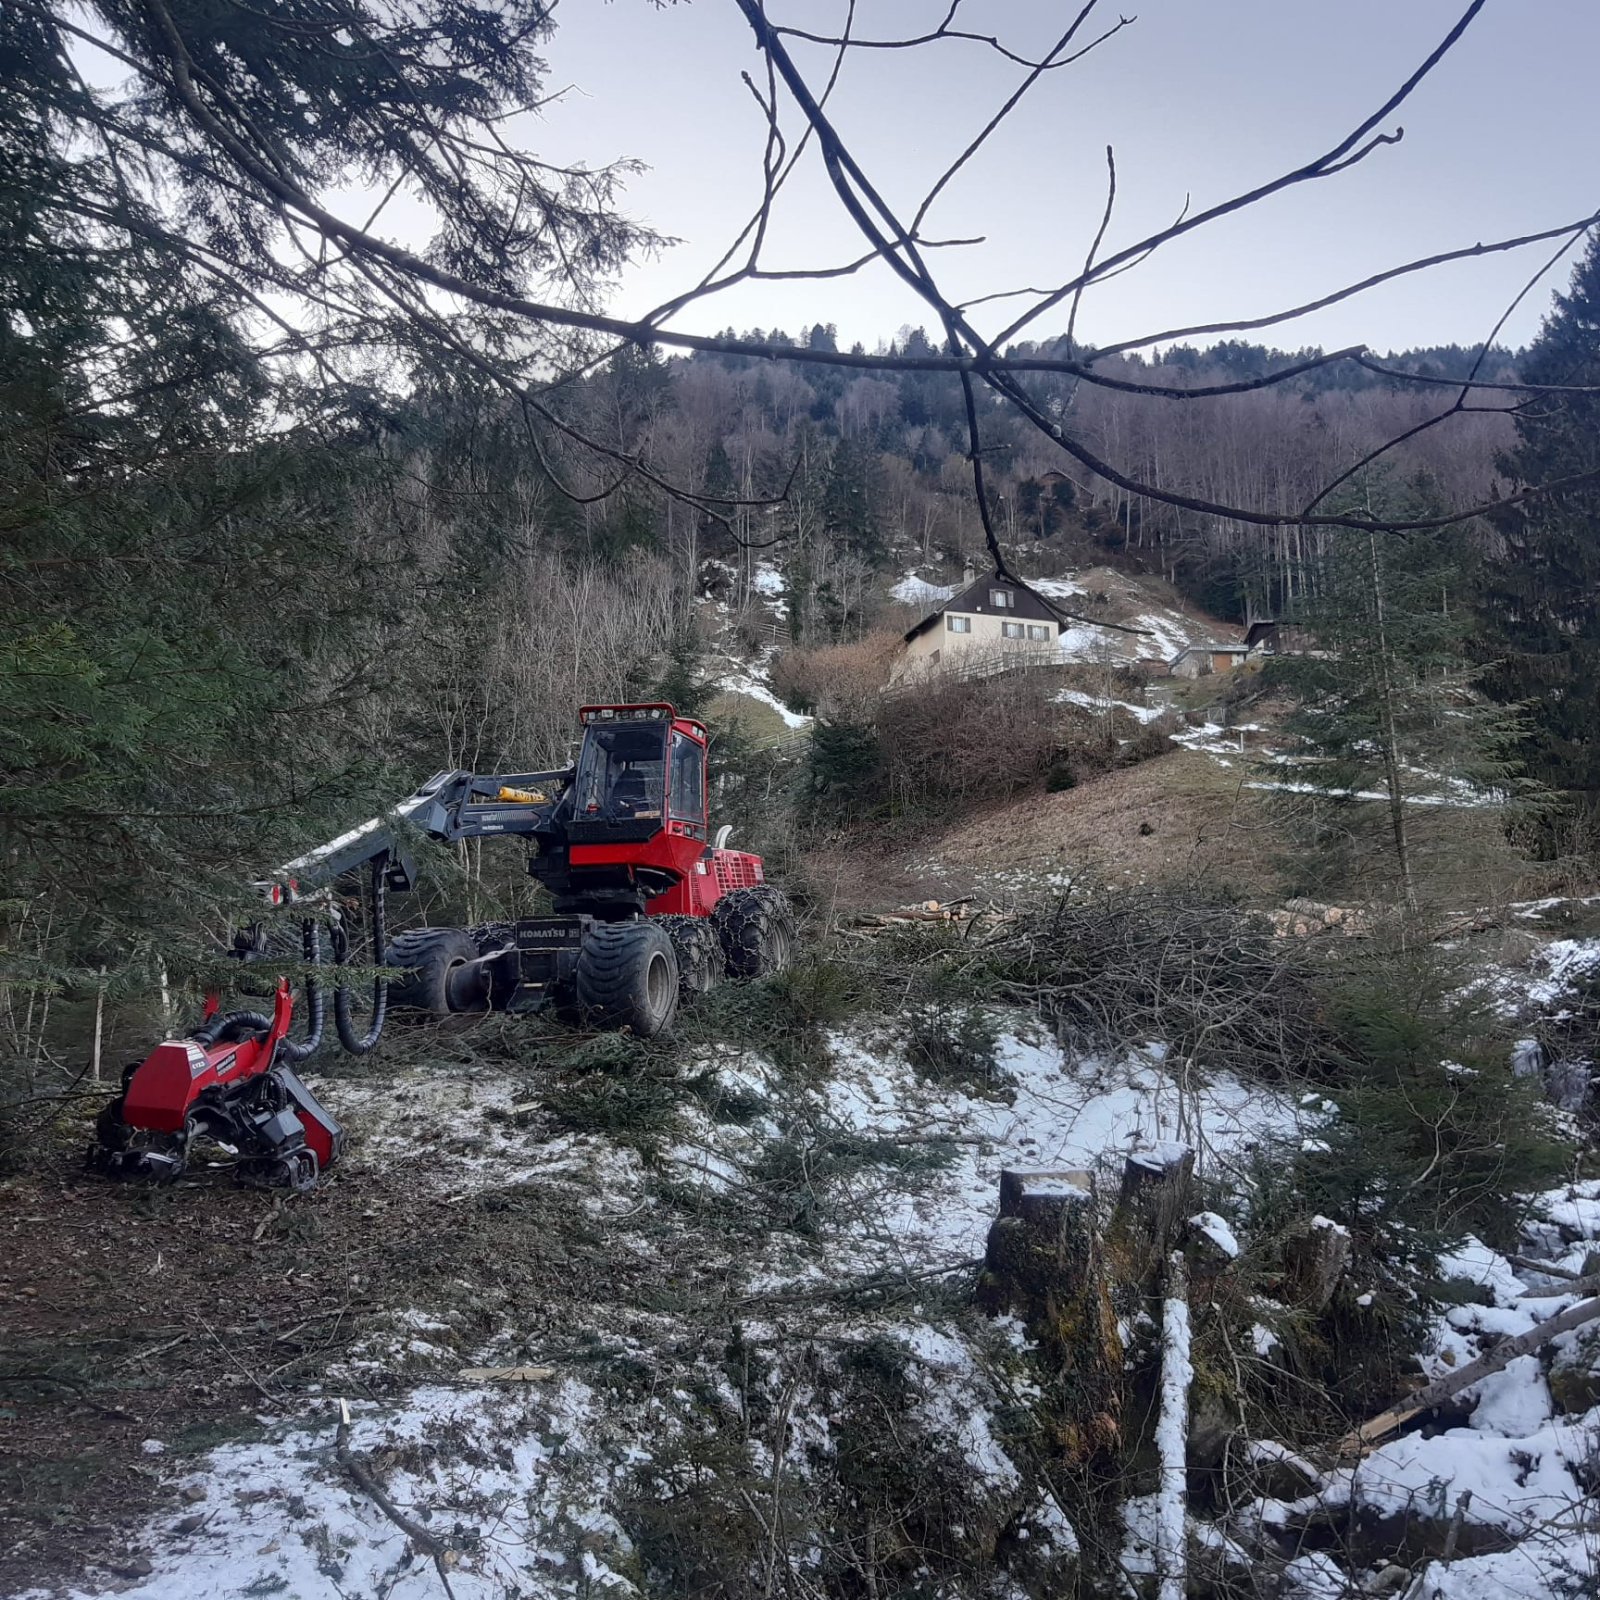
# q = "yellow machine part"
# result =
<box><xmin>497</xmin><ymin>786</ymin><xmax>550</xmax><ymax>804</ymax></box>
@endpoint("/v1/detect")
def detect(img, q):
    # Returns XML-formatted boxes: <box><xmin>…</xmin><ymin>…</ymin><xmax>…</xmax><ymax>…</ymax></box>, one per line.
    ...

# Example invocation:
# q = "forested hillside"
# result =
<box><xmin>565</xmin><ymin>330</ymin><xmax>1522</xmax><ymax>625</ymax></box>
<box><xmin>4</xmin><ymin>5</ymin><xmax>1600</xmax><ymax>1599</ymax></box>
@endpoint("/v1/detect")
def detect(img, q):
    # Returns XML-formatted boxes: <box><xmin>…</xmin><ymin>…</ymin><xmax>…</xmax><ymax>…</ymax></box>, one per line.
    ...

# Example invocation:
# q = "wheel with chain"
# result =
<box><xmin>655</xmin><ymin>915</ymin><xmax>722</xmax><ymax>1001</ymax></box>
<box><xmin>711</xmin><ymin>887</ymin><xmax>796</xmax><ymax>980</ymax></box>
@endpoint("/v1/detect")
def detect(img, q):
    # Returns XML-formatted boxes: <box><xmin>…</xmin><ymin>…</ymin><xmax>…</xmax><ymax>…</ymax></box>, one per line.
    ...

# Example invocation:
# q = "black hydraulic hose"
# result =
<box><xmin>276</xmin><ymin>918</ymin><xmax>325</xmax><ymax>1064</ymax></box>
<box><xmin>190</xmin><ymin>1010</ymin><xmax>272</xmax><ymax>1049</ymax></box>
<box><xmin>333</xmin><ymin>856</ymin><xmax>388</xmax><ymax>1055</ymax></box>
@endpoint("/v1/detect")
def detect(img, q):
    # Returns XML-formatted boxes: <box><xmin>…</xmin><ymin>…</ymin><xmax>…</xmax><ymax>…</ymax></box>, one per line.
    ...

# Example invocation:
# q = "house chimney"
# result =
<box><xmin>962</xmin><ymin>559</ymin><xmax>976</xmax><ymax>586</ymax></box>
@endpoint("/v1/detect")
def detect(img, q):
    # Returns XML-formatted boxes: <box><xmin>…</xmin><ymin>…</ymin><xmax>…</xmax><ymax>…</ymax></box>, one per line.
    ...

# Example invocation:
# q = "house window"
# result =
<box><xmin>1002</xmin><ymin>621</ymin><xmax>1025</xmax><ymax>640</ymax></box>
<box><xmin>946</xmin><ymin>615</ymin><xmax>971</xmax><ymax>633</ymax></box>
<box><xmin>990</xmin><ymin>588</ymin><xmax>1014</xmax><ymax>608</ymax></box>
<box><xmin>1027</xmin><ymin>624</ymin><xmax>1051</xmax><ymax>642</ymax></box>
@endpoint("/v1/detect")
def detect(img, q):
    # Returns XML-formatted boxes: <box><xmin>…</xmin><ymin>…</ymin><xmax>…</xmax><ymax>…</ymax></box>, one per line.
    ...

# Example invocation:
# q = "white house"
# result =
<box><xmin>892</xmin><ymin>572</ymin><xmax>1061</xmax><ymax>682</ymax></box>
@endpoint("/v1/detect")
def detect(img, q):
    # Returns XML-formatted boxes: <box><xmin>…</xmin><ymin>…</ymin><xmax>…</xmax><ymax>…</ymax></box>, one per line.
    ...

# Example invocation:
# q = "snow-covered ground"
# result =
<box><xmin>1055</xmin><ymin>687</ymin><xmax>1168</xmax><ymax>724</ymax></box>
<box><xmin>29</xmin><ymin>1024</ymin><xmax>1311</xmax><ymax>1600</ymax></box>
<box><xmin>890</xmin><ymin>571</ymin><xmax>956</xmax><ymax>607</ymax></box>
<box><xmin>1260</xmin><ymin>1190</ymin><xmax>1600</xmax><ymax>1600</ymax></box>
<box><xmin>713</xmin><ymin>660</ymin><xmax>811</xmax><ymax>730</ymax></box>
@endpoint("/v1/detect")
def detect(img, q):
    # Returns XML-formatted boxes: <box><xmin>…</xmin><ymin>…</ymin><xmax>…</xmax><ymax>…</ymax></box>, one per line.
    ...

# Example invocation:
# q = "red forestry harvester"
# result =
<box><xmin>89</xmin><ymin>704</ymin><xmax>794</xmax><ymax>1190</ymax></box>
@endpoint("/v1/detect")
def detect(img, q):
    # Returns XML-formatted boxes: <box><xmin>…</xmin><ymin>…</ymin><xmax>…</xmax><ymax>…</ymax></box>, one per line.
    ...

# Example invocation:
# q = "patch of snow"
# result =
<box><xmin>1352</xmin><ymin>1404</ymin><xmax>1600</xmax><ymax>1540</ymax></box>
<box><xmin>1190</xmin><ymin>1211</ymin><xmax>1240</xmax><ymax>1259</ymax></box>
<box><xmin>1055</xmin><ymin>688</ymin><xmax>1166</xmax><ymax>724</ymax></box>
<box><xmin>1281</xmin><ymin>1552</ymin><xmax>1348</xmax><ymax>1598</ymax></box>
<box><xmin>899</xmin><ymin>1323</ymin><xmax>1021</xmax><ymax>1490</ymax></box>
<box><xmin>1525</xmin><ymin>938</ymin><xmax>1600</xmax><ymax>1007</ymax></box>
<box><xmin>49</xmin><ymin>1379</ymin><xmax>637</xmax><ymax>1600</ymax></box>
<box><xmin>1056</xmin><ymin>623</ymin><xmax>1112</xmax><ymax>663</ymax></box>
<box><xmin>1465</xmin><ymin>1355</ymin><xmax>1554</xmax><ymax>1436</ymax></box>
<box><xmin>1120</xmin><ymin>1493</ymin><xmax>1160</xmax><ymax>1577</ymax></box>
<box><xmin>890</xmin><ymin>572</ymin><xmax>956</xmax><ymax>606</ymax></box>
<box><xmin>1028</xmin><ymin>576</ymin><xmax>1086</xmax><ymax>601</ymax></box>
<box><xmin>1412</xmin><ymin>1536</ymin><xmax>1600</xmax><ymax>1599</ymax></box>
<box><xmin>1438</xmin><ymin>1238</ymin><xmax>1529</xmax><ymax>1304</ymax></box>
<box><xmin>714</xmin><ymin>667</ymin><xmax>812</xmax><ymax>729</ymax></box>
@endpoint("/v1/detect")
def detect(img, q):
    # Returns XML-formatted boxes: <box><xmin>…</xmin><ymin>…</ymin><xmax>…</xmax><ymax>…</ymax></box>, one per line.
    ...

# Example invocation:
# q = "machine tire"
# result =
<box><xmin>656</xmin><ymin>915</ymin><xmax>721</xmax><ymax>1001</ymax></box>
<box><xmin>712</xmin><ymin>887</ymin><xmax>796</xmax><ymax>980</ymax></box>
<box><xmin>384</xmin><ymin>926</ymin><xmax>490</xmax><ymax>1018</ymax></box>
<box><xmin>575</xmin><ymin>920</ymin><xmax>679</xmax><ymax>1037</ymax></box>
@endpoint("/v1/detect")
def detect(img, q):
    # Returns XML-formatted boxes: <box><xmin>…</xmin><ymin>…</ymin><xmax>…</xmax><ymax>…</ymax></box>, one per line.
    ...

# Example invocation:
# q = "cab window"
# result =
<box><xmin>574</xmin><ymin>723</ymin><xmax>666</xmax><ymax>821</ymax></box>
<box><xmin>668</xmin><ymin>729</ymin><xmax>706</xmax><ymax>824</ymax></box>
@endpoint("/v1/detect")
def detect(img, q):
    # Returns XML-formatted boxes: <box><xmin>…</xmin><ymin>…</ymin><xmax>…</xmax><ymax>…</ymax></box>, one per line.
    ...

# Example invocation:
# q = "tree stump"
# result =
<box><xmin>978</xmin><ymin>1168</ymin><xmax>1097</xmax><ymax>1318</ymax></box>
<box><xmin>1111</xmin><ymin>1144</ymin><xmax>1195</xmax><ymax>1286</ymax></box>
<box><xmin>976</xmin><ymin>1168</ymin><xmax>1122</xmax><ymax>1464</ymax></box>
<box><xmin>1283</xmin><ymin>1215</ymin><xmax>1352</xmax><ymax>1311</ymax></box>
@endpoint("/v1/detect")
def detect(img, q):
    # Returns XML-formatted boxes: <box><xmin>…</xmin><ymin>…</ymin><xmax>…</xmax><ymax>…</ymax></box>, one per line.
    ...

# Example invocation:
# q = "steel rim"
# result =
<box><xmin>645</xmin><ymin>949</ymin><xmax>671</xmax><ymax>1013</ymax></box>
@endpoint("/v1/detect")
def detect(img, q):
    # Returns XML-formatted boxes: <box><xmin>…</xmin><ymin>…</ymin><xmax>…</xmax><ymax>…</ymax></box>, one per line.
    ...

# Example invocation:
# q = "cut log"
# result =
<box><xmin>1517</xmin><ymin>1269</ymin><xmax>1600</xmax><ymax>1301</ymax></box>
<box><xmin>1507</xmin><ymin>1253</ymin><xmax>1585</xmax><ymax>1282</ymax></box>
<box><xmin>1154</xmin><ymin>1251</ymin><xmax>1191</xmax><ymax>1600</ymax></box>
<box><xmin>1338</xmin><ymin>1294</ymin><xmax>1600</xmax><ymax>1455</ymax></box>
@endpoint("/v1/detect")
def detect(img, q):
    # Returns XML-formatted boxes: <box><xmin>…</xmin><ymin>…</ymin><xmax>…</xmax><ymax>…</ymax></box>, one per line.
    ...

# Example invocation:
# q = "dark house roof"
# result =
<box><xmin>903</xmin><ymin>577</ymin><xmax>1061</xmax><ymax>643</ymax></box>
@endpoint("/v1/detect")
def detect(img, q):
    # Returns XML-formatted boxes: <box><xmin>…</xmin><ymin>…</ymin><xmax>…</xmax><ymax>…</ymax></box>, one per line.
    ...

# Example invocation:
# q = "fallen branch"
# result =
<box><xmin>1155</xmin><ymin>1251</ymin><xmax>1192</xmax><ymax>1600</ymax></box>
<box><xmin>1508</xmin><ymin>1253</ymin><xmax>1586</xmax><ymax>1282</ymax></box>
<box><xmin>334</xmin><ymin>1400</ymin><xmax>457</xmax><ymax>1598</ymax></box>
<box><xmin>1338</xmin><ymin>1295</ymin><xmax>1600</xmax><ymax>1455</ymax></box>
<box><xmin>1517</xmin><ymin>1269</ymin><xmax>1600</xmax><ymax>1301</ymax></box>
<box><xmin>735</xmin><ymin>1255</ymin><xmax>984</xmax><ymax>1308</ymax></box>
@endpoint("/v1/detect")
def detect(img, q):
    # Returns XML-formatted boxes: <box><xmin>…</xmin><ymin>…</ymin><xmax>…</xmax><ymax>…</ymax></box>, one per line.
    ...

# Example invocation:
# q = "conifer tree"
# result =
<box><xmin>1267</xmin><ymin>469</ymin><xmax>1523</xmax><ymax>907</ymax></box>
<box><xmin>1478</xmin><ymin>234</ymin><xmax>1600</xmax><ymax>810</ymax></box>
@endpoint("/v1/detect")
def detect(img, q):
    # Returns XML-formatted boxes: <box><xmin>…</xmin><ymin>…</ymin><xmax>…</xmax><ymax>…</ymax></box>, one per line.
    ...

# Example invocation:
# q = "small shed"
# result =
<box><xmin>1170</xmin><ymin>643</ymin><xmax>1251</xmax><ymax>680</ymax></box>
<box><xmin>1244</xmin><ymin>619</ymin><xmax>1313</xmax><ymax>655</ymax></box>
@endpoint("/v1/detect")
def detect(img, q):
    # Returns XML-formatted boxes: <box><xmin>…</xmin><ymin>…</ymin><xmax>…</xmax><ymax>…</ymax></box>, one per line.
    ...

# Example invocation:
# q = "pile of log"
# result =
<box><xmin>1267</xmin><ymin>896</ymin><xmax>1371</xmax><ymax>938</ymax></box>
<box><xmin>839</xmin><ymin>898</ymin><xmax>1015</xmax><ymax>937</ymax></box>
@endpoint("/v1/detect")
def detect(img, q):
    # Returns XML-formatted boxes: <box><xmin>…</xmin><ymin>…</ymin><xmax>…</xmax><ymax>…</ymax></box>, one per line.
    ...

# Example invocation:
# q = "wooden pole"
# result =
<box><xmin>1339</xmin><ymin>1295</ymin><xmax>1600</xmax><ymax>1455</ymax></box>
<box><xmin>91</xmin><ymin>965</ymin><xmax>107</xmax><ymax>1083</ymax></box>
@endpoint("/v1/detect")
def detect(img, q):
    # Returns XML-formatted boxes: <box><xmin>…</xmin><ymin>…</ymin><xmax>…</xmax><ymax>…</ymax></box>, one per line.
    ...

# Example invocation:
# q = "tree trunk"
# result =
<box><xmin>1368</xmin><ymin>525</ymin><xmax>1417</xmax><ymax>911</ymax></box>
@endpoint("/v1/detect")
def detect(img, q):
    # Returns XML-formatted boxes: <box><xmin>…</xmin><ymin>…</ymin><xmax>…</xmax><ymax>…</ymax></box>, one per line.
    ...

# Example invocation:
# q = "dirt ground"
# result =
<box><xmin>0</xmin><ymin>1081</ymin><xmax>636</xmax><ymax>1593</ymax></box>
<box><xmin>924</xmin><ymin>748</ymin><xmax>1283</xmax><ymax>900</ymax></box>
<box><xmin>852</xmin><ymin>746</ymin><xmax>1551</xmax><ymax>913</ymax></box>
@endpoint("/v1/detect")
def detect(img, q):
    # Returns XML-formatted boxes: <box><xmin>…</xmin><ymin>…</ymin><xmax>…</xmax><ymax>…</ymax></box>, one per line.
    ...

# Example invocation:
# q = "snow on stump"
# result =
<box><xmin>1186</xmin><ymin>1210</ymin><xmax>1242</xmax><ymax>1274</ymax></box>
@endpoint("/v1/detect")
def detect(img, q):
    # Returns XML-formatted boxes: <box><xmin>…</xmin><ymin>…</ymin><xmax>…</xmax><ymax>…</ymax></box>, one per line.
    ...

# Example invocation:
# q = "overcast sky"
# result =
<box><xmin>516</xmin><ymin>0</ymin><xmax>1599</xmax><ymax>356</ymax></box>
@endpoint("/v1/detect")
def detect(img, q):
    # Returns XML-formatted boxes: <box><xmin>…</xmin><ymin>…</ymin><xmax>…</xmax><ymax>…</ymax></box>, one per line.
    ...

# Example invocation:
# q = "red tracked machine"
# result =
<box><xmin>90</xmin><ymin>703</ymin><xmax>794</xmax><ymax>1190</ymax></box>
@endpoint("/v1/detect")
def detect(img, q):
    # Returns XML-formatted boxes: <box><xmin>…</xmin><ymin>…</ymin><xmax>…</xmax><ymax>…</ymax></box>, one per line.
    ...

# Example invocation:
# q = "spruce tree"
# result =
<box><xmin>1267</xmin><ymin>469</ymin><xmax>1523</xmax><ymax>907</ymax></box>
<box><xmin>1478</xmin><ymin>234</ymin><xmax>1600</xmax><ymax>810</ymax></box>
